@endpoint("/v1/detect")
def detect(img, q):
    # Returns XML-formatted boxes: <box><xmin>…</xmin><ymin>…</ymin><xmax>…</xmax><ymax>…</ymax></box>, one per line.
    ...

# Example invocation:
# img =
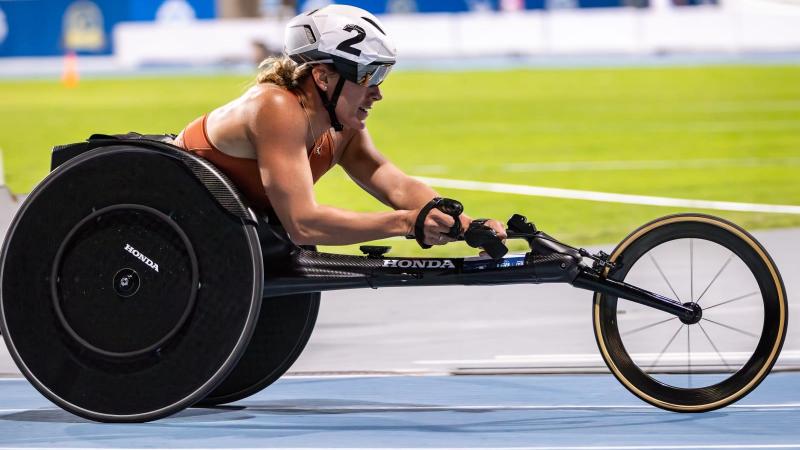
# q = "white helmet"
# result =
<box><xmin>285</xmin><ymin>5</ymin><xmax>396</xmax><ymax>86</ymax></box>
<box><xmin>284</xmin><ymin>5</ymin><xmax>397</xmax><ymax>130</ymax></box>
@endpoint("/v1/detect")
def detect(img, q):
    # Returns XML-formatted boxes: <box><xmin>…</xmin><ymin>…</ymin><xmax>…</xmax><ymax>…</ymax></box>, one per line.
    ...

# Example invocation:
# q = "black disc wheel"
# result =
<box><xmin>593</xmin><ymin>214</ymin><xmax>787</xmax><ymax>412</ymax></box>
<box><xmin>0</xmin><ymin>145</ymin><xmax>263</xmax><ymax>422</ymax></box>
<box><xmin>199</xmin><ymin>292</ymin><xmax>319</xmax><ymax>406</ymax></box>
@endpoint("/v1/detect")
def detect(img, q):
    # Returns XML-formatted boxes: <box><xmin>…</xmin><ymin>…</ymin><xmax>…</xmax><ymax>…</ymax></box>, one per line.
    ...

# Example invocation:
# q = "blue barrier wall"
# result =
<box><xmin>0</xmin><ymin>0</ymin><xmax>214</xmax><ymax>57</ymax></box>
<box><xmin>296</xmin><ymin>0</ymin><xmax>644</xmax><ymax>13</ymax></box>
<box><xmin>299</xmin><ymin>0</ymin><xmax>496</xmax><ymax>13</ymax></box>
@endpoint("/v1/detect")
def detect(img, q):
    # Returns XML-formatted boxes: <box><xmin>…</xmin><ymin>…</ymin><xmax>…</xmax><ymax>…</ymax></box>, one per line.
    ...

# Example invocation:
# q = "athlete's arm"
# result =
<box><xmin>338</xmin><ymin>128</ymin><xmax>441</xmax><ymax>211</ymax></box>
<box><xmin>339</xmin><ymin>128</ymin><xmax>508</xmax><ymax>243</ymax></box>
<box><xmin>248</xmin><ymin>90</ymin><xmax>453</xmax><ymax>246</ymax></box>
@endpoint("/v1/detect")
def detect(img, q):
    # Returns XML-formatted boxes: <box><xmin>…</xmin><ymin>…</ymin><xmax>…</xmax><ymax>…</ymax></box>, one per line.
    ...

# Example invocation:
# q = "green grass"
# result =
<box><xmin>1</xmin><ymin>66</ymin><xmax>799</xmax><ymax>256</ymax></box>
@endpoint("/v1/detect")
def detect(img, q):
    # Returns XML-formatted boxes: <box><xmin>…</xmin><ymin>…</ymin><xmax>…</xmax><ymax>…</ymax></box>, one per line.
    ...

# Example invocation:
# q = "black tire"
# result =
<box><xmin>0</xmin><ymin>145</ymin><xmax>263</xmax><ymax>422</ymax></box>
<box><xmin>199</xmin><ymin>292</ymin><xmax>319</xmax><ymax>406</ymax></box>
<box><xmin>593</xmin><ymin>213</ymin><xmax>787</xmax><ymax>412</ymax></box>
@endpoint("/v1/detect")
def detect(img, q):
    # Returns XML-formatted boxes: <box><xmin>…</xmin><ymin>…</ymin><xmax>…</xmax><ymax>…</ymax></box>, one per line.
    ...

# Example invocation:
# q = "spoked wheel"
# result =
<box><xmin>593</xmin><ymin>214</ymin><xmax>787</xmax><ymax>412</ymax></box>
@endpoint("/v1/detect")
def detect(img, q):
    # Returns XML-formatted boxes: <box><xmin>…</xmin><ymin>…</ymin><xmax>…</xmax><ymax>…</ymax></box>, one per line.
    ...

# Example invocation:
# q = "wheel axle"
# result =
<box><xmin>679</xmin><ymin>302</ymin><xmax>703</xmax><ymax>325</ymax></box>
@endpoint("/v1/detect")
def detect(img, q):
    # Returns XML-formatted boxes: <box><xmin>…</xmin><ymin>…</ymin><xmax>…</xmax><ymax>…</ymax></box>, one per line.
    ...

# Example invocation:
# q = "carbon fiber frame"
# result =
<box><xmin>264</xmin><ymin>249</ymin><xmax>696</xmax><ymax>321</ymax></box>
<box><xmin>263</xmin><ymin>249</ymin><xmax>581</xmax><ymax>296</ymax></box>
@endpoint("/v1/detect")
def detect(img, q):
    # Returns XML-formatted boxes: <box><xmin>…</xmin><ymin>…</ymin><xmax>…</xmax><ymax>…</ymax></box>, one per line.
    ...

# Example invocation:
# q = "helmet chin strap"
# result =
<box><xmin>315</xmin><ymin>77</ymin><xmax>346</xmax><ymax>132</ymax></box>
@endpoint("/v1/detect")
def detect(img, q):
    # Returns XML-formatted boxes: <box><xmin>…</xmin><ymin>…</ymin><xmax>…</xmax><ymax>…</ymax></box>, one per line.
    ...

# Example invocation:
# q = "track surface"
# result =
<box><xmin>0</xmin><ymin>190</ymin><xmax>798</xmax><ymax>447</ymax></box>
<box><xmin>0</xmin><ymin>373</ymin><xmax>798</xmax><ymax>448</ymax></box>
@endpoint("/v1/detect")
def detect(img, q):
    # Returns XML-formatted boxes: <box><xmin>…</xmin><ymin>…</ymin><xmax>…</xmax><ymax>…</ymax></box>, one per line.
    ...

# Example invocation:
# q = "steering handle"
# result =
<box><xmin>410</xmin><ymin>198</ymin><xmax>514</xmax><ymax>260</ymax></box>
<box><xmin>463</xmin><ymin>221</ymin><xmax>508</xmax><ymax>259</ymax></box>
<box><xmin>462</xmin><ymin>214</ymin><xmax>540</xmax><ymax>259</ymax></box>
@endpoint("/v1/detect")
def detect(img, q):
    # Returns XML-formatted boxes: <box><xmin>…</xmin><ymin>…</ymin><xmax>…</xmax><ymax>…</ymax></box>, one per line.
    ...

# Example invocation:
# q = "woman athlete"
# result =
<box><xmin>174</xmin><ymin>5</ymin><xmax>506</xmax><ymax>249</ymax></box>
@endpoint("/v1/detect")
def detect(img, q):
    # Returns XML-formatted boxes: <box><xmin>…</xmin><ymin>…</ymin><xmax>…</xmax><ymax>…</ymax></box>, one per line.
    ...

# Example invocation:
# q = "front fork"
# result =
<box><xmin>571</xmin><ymin>269</ymin><xmax>700</xmax><ymax>324</ymax></box>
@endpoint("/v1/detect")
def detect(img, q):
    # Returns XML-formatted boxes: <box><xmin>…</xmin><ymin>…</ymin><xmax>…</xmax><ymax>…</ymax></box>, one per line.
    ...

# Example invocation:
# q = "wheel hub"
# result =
<box><xmin>113</xmin><ymin>268</ymin><xmax>141</xmax><ymax>298</ymax></box>
<box><xmin>680</xmin><ymin>302</ymin><xmax>703</xmax><ymax>325</ymax></box>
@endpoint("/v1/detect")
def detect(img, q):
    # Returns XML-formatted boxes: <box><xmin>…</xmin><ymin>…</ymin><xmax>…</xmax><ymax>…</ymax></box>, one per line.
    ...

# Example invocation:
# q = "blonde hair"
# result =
<box><xmin>255</xmin><ymin>56</ymin><xmax>313</xmax><ymax>88</ymax></box>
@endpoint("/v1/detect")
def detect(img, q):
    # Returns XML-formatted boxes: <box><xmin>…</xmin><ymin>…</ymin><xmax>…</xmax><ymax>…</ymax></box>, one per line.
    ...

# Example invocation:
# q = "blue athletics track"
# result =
<box><xmin>0</xmin><ymin>372</ymin><xmax>798</xmax><ymax>449</ymax></box>
<box><xmin>0</xmin><ymin>197</ymin><xmax>798</xmax><ymax>448</ymax></box>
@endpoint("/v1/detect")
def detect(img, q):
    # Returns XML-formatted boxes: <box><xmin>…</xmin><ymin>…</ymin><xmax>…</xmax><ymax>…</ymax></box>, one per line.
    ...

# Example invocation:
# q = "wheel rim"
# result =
<box><xmin>594</xmin><ymin>215</ymin><xmax>786</xmax><ymax>411</ymax></box>
<box><xmin>0</xmin><ymin>146</ymin><xmax>264</xmax><ymax>422</ymax></box>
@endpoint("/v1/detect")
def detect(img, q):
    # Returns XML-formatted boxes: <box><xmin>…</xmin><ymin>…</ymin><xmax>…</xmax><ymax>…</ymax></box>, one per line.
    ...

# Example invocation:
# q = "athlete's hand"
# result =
<box><xmin>423</xmin><ymin>208</ymin><xmax>461</xmax><ymax>246</ymax></box>
<box><xmin>463</xmin><ymin>216</ymin><xmax>507</xmax><ymax>256</ymax></box>
<box><xmin>460</xmin><ymin>215</ymin><xmax>507</xmax><ymax>240</ymax></box>
<box><xmin>405</xmin><ymin>206</ymin><xmax>506</xmax><ymax>249</ymax></box>
<box><xmin>481</xmin><ymin>219</ymin><xmax>508</xmax><ymax>241</ymax></box>
<box><xmin>406</xmin><ymin>206</ymin><xmax>460</xmax><ymax>246</ymax></box>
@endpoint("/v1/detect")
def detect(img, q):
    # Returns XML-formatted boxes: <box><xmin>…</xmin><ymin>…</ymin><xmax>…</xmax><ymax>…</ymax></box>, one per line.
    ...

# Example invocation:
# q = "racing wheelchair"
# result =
<box><xmin>0</xmin><ymin>135</ymin><xmax>787</xmax><ymax>422</ymax></box>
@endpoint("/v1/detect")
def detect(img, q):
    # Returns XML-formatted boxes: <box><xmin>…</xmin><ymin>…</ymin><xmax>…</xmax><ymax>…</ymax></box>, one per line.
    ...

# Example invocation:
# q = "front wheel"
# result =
<box><xmin>593</xmin><ymin>214</ymin><xmax>787</xmax><ymax>412</ymax></box>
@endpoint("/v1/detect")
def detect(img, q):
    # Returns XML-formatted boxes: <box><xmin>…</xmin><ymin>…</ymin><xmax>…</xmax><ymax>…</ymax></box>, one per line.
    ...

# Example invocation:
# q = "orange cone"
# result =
<box><xmin>62</xmin><ymin>51</ymin><xmax>79</xmax><ymax>88</ymax></box>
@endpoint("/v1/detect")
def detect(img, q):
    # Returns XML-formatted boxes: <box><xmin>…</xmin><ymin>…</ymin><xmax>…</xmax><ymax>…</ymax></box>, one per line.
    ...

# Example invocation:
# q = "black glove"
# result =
<box><xmin>464</xmin><ymin>219</ymin><xmax>508</xmax><ymax>259</ymax></box>
<box><xmin>408</xmin><ymin>197</ymin><xmax>463</xmax><ymax>249</ymax></box>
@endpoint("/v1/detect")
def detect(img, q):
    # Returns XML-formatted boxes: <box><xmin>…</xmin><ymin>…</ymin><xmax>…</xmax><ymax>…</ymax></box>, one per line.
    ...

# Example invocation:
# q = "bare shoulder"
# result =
<box><xmin>243</xmin><ymin>84</ymin><xmax>304</xmax><ymax>134</ymax></box>
<box><xmin>229</xmin><ymin>84</ymin><xmax>307</xmax><ymax>156</ymax></box>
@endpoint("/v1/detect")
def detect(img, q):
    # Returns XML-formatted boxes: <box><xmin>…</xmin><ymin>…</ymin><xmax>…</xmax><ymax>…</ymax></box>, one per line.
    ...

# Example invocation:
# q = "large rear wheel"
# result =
<box><xmin>0</xmin><ymin>145</ymin><xmax>263</xmax><ymax>422</ymax></box>
<box><xmin>199</xmin><ymin>292</ymin><xmax>319</xmax><ymax>406</ymax></box>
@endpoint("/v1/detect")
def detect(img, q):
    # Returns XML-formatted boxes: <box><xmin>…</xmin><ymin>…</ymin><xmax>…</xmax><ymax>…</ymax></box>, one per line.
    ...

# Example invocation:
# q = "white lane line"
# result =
<box><xmin>414</xmin><ymin>350</ymin><xmax>800</xmax><ymax>366</ymax></box>
<box><xmin>413</xmin><ymin>158</ymin><xmax>800</xmax><ymax>175</ymax></box>
<box><xmin>502</xmin><ymin>157</ymin><xmax>800</xmax><ymax>173</ymax></box>
<box><xmin>286</xmin><ymin>371</ymin><xmax>449</xmax><ymax>378</ymax></box>
<box><xmin>2</xmin><ymin>402</ymin><xmax>799</xmax><ymax>416</ymax></box>
<box><xmin>250</xmin><ymin>446</ymin><xmax>800</xmax><ymax>450</ymax></box>
<box><xmin>2</xmin><ymin>446</ymin><xmax>799</xmax><ymax>450</ymax></box>
<box><xmin>415</xmin><ymin>176</ymin><xmax>800</xmax><ymax>214</ymax></box>
<box><xmin>226</xmin><ymin>404</ymin><xmax>800</xmax><ymax>412</ymax></box>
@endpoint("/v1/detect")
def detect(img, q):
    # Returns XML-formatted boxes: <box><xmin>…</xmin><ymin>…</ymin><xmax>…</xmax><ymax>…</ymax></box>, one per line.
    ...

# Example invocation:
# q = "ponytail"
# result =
<box><xmin>255</xmin><ymin>56</ymin><xmax>313</xmax><ymax>88</ymax></box>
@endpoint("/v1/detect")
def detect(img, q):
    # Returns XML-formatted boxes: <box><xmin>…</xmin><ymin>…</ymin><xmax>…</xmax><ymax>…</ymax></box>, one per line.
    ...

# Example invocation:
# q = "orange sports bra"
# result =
<box><xmin>174</xmin><ymin>113</ymin><xmax>335</xmax><ymax>211</ymax></box>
